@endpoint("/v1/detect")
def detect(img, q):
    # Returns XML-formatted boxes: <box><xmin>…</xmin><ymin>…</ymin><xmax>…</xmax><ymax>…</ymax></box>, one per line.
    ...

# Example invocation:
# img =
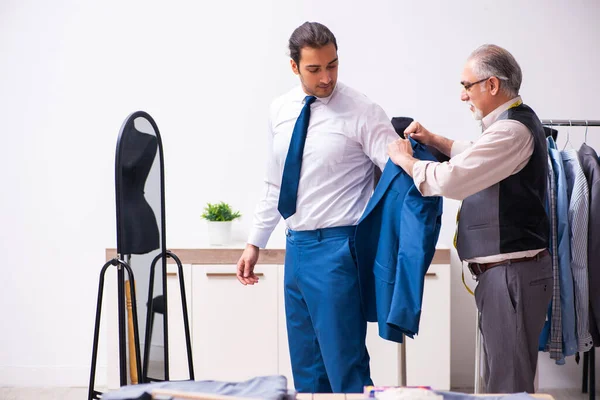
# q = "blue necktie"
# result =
<box><xmin>278</xmin><ymin>95</ymin><xmax>316</xmax><ymax>219</ymax></box>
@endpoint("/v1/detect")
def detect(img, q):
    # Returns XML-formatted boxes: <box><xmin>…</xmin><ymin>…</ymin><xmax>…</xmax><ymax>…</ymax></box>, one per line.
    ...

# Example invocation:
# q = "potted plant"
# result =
<box><xmin>201</xmin><ymin>201</ymin><xmax>242</xmax><ymax>246</ymax></box>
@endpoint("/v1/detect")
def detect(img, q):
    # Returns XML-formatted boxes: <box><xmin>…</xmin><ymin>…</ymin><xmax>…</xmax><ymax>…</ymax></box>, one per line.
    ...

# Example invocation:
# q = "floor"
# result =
<box><xmin>0</xmin><ymin>387</ymin><xmax>597</xmax><ymax>400</ymax></box>
<box><xmin>541</xmin><ymin>389</ymin><xmax>599</xmax><ymax>400</ymax></box>
<box><xmin>0</xmin><ymin>387</ymin><xmax>89</xmax><ymax>400</ymax></box>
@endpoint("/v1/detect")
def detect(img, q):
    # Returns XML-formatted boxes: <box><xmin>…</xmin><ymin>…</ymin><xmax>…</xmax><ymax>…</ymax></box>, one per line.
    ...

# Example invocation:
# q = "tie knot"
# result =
<box><xmin>304</xmin><ymin>96</ymin><xmax>316</xmax><ymax>106</ymax></box>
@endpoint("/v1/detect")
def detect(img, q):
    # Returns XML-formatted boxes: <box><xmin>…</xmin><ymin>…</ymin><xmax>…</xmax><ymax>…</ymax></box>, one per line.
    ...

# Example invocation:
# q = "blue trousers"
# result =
<box><xmin>284</xmin><ymin>226</ymin><xmax>372</xmax><ymax>393</ymax></box>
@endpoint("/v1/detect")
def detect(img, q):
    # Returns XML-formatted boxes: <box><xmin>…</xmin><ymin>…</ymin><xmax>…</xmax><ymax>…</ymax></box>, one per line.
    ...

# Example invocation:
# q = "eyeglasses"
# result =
<box><xmin>461</xmin><ymin>77</ymin><xmax>490</xmax><ymax>91</ymax></box>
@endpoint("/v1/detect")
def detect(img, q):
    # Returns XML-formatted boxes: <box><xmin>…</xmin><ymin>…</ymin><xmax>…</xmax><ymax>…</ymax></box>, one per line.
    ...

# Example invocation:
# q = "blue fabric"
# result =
<box><xmin>284</xmin><ymin>225</ymin><xmax>372</xmax><ymax>393</ymax></box>
<box><xmin>278</xmin><ymin>95</ymin><xmax>316</xmax><ymax>219</ymax></box>
<box><xmin>355</xmin><ymin>138</ymin><xmax>442</xmax><ymax>343</ymax></box>
<box><xmin>546</xmin><ymin>137</ymin><xmax>577</xmax><ymax>362</ymax></box>
<box><xmin>101</xmin><ymin>375</ymin><xmax>295</xmax><ymax>400</ymax></box>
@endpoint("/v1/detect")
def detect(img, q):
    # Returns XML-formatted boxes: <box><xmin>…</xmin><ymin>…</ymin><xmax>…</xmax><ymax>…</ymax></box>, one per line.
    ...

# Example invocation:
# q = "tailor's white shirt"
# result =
<box><xmin>248</xmin><ymin>82</ymin><xmax>398</xmax><ymax>248</ymax></box>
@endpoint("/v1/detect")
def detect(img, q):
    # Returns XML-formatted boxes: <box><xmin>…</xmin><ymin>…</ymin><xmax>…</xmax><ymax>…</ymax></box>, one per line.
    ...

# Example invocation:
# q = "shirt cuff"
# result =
<box><xmin>450</xmin><ymin>140</ymin><xmax>473</xmax><ymax>158</ymax></box>
<box><xmin>247</xmin><ymin>227</ymin><xmax>273</xmax><ymax>249</ymax></box>
<box><xmin>412</xmin><ymin>160</ymin><xmax>432</xmax><ymax>196</ymax></box>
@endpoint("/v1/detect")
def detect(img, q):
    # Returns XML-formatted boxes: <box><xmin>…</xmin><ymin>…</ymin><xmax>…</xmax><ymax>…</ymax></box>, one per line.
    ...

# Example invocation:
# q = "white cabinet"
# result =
<box><xmin>165</xmin><ymin>263</ymin><xmax>193</xmax><ymax>380</ymax></box>
<box><xmin>104</xmin><ymin>249</ymin><xmax>450</xmax><ymax>391</ymax></box>
<box><xmin>406</xmin><ymin>263</ymin><xmax>451</xmax><ymax>390</ymax></box>
<box><xmin>191</xmin><ymin>264</ymin><xmax>280</xmax><ymax>381</ymax></box>
<box><xmin>363</xmin><ymin>263</ymin><xmax>452</xmax><ymax>390</ymax></box>
<box><xmin>367</xmin><ymin>322</ymin><xmax>403</xmax><ymax>386</ymax></box>
<box><xmin>277</xmin><ymin>266</ymin><xmax>294</xmax><ymax>387</ymax></box>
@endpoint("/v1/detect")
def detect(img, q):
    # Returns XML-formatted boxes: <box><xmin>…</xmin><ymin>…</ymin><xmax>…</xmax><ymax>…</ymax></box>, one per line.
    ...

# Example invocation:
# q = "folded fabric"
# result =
<box><xmin>102</xmin><ymin>375</ymin><xmax>295</xmax><ymax>400</ymax></box>
<box><xmin>435</xmin><ymin>391</ymin><xmax>537</xmax><ymax>400</ymax></box>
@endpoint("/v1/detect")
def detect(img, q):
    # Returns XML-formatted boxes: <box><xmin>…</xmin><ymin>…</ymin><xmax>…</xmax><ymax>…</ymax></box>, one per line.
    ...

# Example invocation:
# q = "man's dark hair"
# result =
<box><xmin>288</xmin><ymin>22</ymin><xmax>338</xmax><ymax>65</ymax></box>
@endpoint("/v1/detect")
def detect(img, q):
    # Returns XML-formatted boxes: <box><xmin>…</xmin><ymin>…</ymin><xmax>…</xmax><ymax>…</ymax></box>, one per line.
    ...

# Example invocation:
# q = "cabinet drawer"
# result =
<box><xmin>192</xmin><ymin>264</ymin><xmax>279</xmax><ymax>381</ymax></box>
<box><xmin>406</xmin><ymin>264</ymin><xmax>451</xmax><ymax>390</ymax></box>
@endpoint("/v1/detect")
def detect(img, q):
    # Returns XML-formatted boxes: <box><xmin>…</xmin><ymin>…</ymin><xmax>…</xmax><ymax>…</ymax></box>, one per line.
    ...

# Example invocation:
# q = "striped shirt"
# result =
<box><xmin>561</xmin><ymin>149</ymin><xmax>593</xmax><ymax>352</ymax></box>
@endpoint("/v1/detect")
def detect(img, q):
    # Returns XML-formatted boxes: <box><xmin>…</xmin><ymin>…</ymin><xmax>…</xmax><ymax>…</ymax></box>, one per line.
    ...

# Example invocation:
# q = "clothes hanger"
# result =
<box><xmin>584</xmin><ymin>120</ymin><xmax>589</xmax><ymax>143</ymax></box>
<box><xmin>548</xmin><ymin>120</ymin><xmax>556</xmax><ymax>146</ymax></box>
<box><xmin>562</xmin><ymin>120</ymin><xmax>572</xmax><ymax>150</ymax></box>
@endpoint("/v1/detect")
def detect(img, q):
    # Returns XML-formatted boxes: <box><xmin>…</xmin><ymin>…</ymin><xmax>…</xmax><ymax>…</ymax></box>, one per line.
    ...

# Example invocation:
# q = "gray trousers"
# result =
<box><xmin>474</xmin><ymin>255</ymin><xmax>552</xmax><ymax>393</ymax></box>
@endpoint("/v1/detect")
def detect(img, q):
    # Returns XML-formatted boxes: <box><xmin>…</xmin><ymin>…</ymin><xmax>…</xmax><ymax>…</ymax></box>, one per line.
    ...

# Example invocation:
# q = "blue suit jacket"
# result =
<box><xmin>355</xmin><ymin>139</ymin><xmax>442</xmax><ymax>343</ymax></box>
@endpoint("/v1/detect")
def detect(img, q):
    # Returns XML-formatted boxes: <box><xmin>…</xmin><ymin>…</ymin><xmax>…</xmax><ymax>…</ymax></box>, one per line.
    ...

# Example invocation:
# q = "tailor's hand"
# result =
<box><xmin>404</xmin><ymin>121</ymin><xmax>434</xmax><ymax>145</ymax></box>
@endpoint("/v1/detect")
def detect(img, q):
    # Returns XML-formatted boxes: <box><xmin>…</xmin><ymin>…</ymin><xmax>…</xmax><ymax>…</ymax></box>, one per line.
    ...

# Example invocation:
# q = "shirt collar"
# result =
<box><xmin>481</xmin><ymin>96</ymin><xmax>522</xmax><ymax>130</ymax></box>
<box><xmin>294</xmin><ymin>82</ymin><xmax>338</xmax><ymax>105</ymax></box>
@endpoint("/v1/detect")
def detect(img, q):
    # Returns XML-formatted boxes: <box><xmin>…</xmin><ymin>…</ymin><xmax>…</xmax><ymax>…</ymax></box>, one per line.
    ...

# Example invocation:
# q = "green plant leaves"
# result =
<box><xmin>201</xmin><ymin>201</ymin><xmax>242</xmax><ymax>222</ymax></box>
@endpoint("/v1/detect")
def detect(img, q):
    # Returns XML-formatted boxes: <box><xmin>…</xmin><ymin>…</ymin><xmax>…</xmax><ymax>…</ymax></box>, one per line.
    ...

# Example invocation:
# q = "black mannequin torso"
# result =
<box><xmin>116</xmin><ymin>120</ymin><xmax>160</xmax><ymax>255</ymax></box>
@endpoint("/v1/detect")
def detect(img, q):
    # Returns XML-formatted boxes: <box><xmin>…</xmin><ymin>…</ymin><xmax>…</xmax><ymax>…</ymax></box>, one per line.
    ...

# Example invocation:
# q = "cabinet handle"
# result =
<box><xmin>206</xmin><ymin>272</ymin><xmax>264</xmax><ymax>277</ymax></box>
<box><xmin>166</xmin><ymin>272</ymin><xmax>177</xmax><ymax>276</ymax></box>
<box><xmin>425</xmin><ymin>272</ymin><xmax>437</xmax><ymax>277</ymax></box>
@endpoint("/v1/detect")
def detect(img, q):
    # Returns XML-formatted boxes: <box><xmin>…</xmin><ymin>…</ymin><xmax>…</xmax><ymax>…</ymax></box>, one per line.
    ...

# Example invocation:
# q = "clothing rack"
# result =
<box><xmin>542</xmin><ymin>117</ymin><xmax>597</xmax><ymax>400</ymax></box>
<box><xmin>540</xmin><ymin>119</ymin><xmax>600</xmax><ymax>127</ymax></box>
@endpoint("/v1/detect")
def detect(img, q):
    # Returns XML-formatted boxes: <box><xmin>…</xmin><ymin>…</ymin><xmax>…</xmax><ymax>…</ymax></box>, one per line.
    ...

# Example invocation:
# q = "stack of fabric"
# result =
<box><xmin>101</xmin><ymin>375</ymin><xmax>295</xmax><ymax>400</ymax></box>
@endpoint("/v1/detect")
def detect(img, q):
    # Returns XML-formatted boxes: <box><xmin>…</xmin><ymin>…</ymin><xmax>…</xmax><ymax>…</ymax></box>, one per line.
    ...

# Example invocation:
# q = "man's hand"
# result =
<box><xmin>388</xmin><ymin>138</ymin><xmax>413</xmax><ymax>162</ymax></box>
<box><xmin>237</xmin><ymin>244</ymin><xmax>260</xmax><ymax>285</ymax></box>
<box><xmin>404</xmin><ymin>121</ymin><xmax>434</xmax><ymax>145</ymax></box>
<box><xmin>388</xmin><ymin>138</ymin><xmax>417</xmax><ymax>176</ymax></box>
<box><xmin>404</xmin><ymin>121</ymin><xmax>454</xmax><ymax>157</ymax></box>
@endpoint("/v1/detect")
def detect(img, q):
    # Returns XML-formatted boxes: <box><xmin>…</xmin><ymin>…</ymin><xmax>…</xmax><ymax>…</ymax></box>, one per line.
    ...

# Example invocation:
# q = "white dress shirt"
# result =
<box><xmin>413</xmin><ymin>96</ymin><xmax>545</xmax><ymax>263</ymax></box>
<box><xmin>248</xmin><ymin>82</ymin><xmax>398</xmax><ymax>248</ymax></box>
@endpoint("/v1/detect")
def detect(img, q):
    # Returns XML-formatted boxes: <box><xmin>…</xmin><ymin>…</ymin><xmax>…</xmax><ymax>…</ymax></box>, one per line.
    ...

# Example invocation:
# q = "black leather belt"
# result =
<box><xmin>468</xmin><ymin>249</ymin><xmax>550</xmax><ymax>276</ymax></box>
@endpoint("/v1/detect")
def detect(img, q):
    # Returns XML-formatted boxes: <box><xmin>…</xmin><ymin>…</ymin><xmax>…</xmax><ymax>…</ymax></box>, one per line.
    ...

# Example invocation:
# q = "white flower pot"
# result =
<box><xmin>206</xmin><ymin>221</ymin><xmax>232</xmax><ymax>246</ymax></box>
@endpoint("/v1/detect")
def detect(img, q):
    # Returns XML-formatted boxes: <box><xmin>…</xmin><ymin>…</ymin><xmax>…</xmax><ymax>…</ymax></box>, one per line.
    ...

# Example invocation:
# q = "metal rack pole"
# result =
<box><xmin>540</xmin><ymin>119</ymin><xmax>600</xmax><ymax>126</ymax></box>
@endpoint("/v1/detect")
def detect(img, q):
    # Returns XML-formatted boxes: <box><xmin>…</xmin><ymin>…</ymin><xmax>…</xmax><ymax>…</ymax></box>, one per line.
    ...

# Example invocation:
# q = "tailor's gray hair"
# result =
<box><xmin>469</xmin><ymin>44</ymin><xmax>522</xmax><ymax>98</ymax></box>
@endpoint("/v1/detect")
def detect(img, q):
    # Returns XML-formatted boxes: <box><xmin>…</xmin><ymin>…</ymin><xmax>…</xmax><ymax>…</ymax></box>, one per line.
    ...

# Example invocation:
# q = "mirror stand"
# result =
<box><xmin>88</xmin><ymin>257</ymin><xmax>142</xmax><ymax>400</ymax></box>
<box><xmin>87</xmin><ymin>111</ymin><xmax>194</xmax><ymax>400</ymax></box>
<box><xmin>142</xmin><ymin>250</ymin><xmax>194</xmax><ymax>383</ymax></box>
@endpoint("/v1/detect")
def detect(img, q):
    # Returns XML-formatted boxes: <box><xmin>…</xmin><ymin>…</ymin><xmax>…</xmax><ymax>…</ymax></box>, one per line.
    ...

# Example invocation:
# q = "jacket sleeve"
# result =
<box><xmin>387</xmin><ymin>184</ymin><xmax>442</xmax><ymax>337</ymax></box>
<box><xmin>586</xmin><ymin>161</ymin><xmax>600</xmax><ymax>345</ymax></box>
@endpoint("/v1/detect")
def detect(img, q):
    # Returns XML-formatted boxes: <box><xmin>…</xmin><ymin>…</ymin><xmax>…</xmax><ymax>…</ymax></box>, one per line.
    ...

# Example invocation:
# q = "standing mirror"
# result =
<box><xmin>116</xmin><ymin>112</ymin><xmax>166</xmax><ymax>383</ymax></box>
<box><xmin>88</xmin><ymin>111</ymin><xmax>193</xmax><ymax>400</ymax></box>
<box><xmin>116</xmin><ymin>111</ymin><xmax>194</xmax><ymax>384</ymax></box>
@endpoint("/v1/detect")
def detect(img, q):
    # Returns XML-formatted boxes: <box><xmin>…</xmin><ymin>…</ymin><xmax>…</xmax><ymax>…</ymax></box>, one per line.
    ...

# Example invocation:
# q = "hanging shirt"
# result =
<box><xmin>248</xmin><ymin>82</ymin><xmax>398</xmax><ymax>248</ymax></box>
<box><xmin>540</xmin><ymin>156</ymin><xmax>563</xmax><ymax>361</ymax></box>
<box><xmin>561</xmin><ymin>149</ymin><xmax>593</xmax><ymax>352</ymax></box>
<box><xmin>548</xmin><ymin>137</ymin><xmax>578</xmax><ymax>361</ymax></box>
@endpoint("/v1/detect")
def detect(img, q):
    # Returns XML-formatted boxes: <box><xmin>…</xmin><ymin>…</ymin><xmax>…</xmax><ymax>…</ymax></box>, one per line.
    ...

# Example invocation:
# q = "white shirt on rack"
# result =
<box><xmin>248</xmin><ymin>82</ymin><xmax>398</xmax><ymax>248</ymax></box>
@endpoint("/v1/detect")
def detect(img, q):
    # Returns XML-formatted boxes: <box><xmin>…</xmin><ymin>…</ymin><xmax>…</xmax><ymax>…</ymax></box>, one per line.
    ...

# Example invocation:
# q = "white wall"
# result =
<box><xmin>1</xmin><ymin>0</ymin><xmax>599</xmax><ymax>390</ymax></box>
